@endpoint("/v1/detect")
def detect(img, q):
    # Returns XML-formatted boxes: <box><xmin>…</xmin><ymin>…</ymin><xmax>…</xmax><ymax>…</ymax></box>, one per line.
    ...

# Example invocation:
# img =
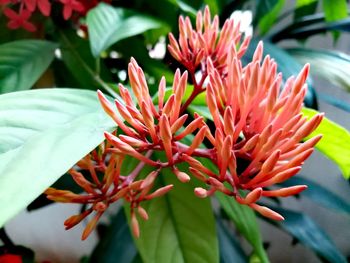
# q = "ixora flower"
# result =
<box><xmin>0</xmin><ymin>0</ymin><xmax>109</xmax><ymax>31</ymax></box>
<box><xmin>46</xmin><ymin>6</ymin><xmax>323</xmax><ymax>239</ymax></box>
<box><xmin>191</xmin><ymin>44</ymin><xmax>323</xmax><ymax>220</ymax></box>
<box><xmin>3</xmin><ymin>8</ymin><xmax>36</xmax><ymax>32</ymax></box>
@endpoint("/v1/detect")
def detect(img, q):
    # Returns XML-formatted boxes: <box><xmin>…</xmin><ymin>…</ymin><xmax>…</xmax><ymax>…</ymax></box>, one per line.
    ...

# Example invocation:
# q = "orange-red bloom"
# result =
<box><xmin>168</xmin><ymin>6</ymin><xmax>250</xmax><ymax>76</ymax></box>
<box><xmin>189</xmin><ymin>41</ymin><xmax>323</xmax><ymax>219</ymax></box>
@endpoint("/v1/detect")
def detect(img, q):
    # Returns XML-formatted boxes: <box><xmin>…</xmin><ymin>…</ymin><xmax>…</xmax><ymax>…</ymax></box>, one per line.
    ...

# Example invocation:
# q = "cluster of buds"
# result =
<box><xmin>46</xmin><ymin>142</ymin><xmax>173</xmax><ymax>239</ymax></box>
<box><xmin>46</xmin><ymin>6</ymin><xmax>323</xmax><ymax>238</ymax></box>
<box><xmin>0</xmin><ymin>0</ymin><xmax>110</xmax><ymax>32</ymax></box>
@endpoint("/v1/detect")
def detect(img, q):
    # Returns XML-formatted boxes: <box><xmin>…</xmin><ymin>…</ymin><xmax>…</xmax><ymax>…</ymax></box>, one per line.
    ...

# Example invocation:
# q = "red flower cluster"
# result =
<box><xmin>0</xmin><ymin>0</ymin><xmax>110</xmax><ymax>31</ymax></box>
<box><xmin>46</xmin><ymin>6</ymin><xmax>323</xmax><ymax>239</ymax></box>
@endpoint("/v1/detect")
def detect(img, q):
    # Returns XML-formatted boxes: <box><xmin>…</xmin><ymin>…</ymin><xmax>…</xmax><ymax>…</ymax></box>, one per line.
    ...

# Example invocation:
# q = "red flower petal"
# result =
<box><xmin>3</xmin><ymin>8</ymin><xmax>19</xmax><ymax>20</ymax></box>
<box><xmin>23</xmin><ymin>0</ymin><xmax>36</xmax><ymax>12</ymax></box>
<box><xmin>63</xmin><ymin>5</ymin><xmax>73</xmax><ymax>20</ymax></box>
<box><xmin>38</xmin><ymin>0</ymin><xmax>51</xmax><ymax>16</ymax></box>
<box><xmin>23</xmin><ymin>20</ymin><xmax>37</xmax><ymax>32</ymax></box>
<box><xmin>7</xmin><ymin>20</ymin><xmax>21</xmax><ymax>30</ymax></box>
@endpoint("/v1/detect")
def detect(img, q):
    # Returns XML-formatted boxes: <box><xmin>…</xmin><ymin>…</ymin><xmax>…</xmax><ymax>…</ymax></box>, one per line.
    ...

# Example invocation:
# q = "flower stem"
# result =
<box><xmin>58</xmin><ymin>30</ymin><xmax>119</xmax><ymax>99</ymax></box>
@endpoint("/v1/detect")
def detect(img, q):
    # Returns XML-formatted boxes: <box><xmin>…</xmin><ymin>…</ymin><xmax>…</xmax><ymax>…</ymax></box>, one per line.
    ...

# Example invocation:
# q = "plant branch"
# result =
<box><xmin>59</xmin><ymin>30</ymin><xmax>119</xmax><ymax>99</ymax></box>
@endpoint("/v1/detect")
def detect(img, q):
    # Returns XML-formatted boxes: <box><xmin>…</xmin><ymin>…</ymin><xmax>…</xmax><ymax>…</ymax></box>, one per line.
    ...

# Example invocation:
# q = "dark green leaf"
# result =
<box><xmin>294</xmin><ymin>0</ymin><xmax>318</xmax><ymax>21</ymax></box>
<box><xmin>270</xmin><ymin>17</ymin><xmax>350</xmax><ymax>42</ymax></box>
<box><xmin>0</xmin><ymin>89</ymin><xmax>115</xmax><ymax>228</ymax></box>
<box><xmin>269</xmin><ymin>207</ymin><xmax>347</xmax><ymax>263</ymax></box>
<box><xmin>287</xmin><ymin>48</ymin><xmax>350</xmax><ymax>92</ymax></box>
<box><xmin>216</xmin><ymin>193</ymin><xmax>269</xmax><ymax>263</ymax></box>
<box><xmin>89</xmin><ymin>209</ymin><xmax>137</xmax><ymax>263</ymax></box>
<box><xmin>302</xmin><ymin>108</ymin><xmax>350</xmax><ymax>179</ymax></box>
<box><xmin>255</xmin><ymin>0</ymin><xmax>286</xmax><ymax>35</ymax></box>
<box><xmin>57</xmin><ymin>29</ymin><xmax>113</xmax><ymax>90</ymax></box>
<box><xmin>128</xmin><ymin>157</ymin><xmax>219</xmax><ymax>263</ymax></box>
<box><xmin>280</xmin><ymin>176</ymin><xmax>350</xmax><ymax>214</ymax></box>
<box><xmin>216</xmin><ymin>217</ymin><xmax>248</xmax><ymax>263</ymax></box>
<box><xmin>0</xmin><ymin>40</ymin><xmax>58</xmax><ymax>94</ymax></box>
<box><xmin>87</xmin><ymin>3</ymin><xmax>165</xmax><ymax>57</ymax></box>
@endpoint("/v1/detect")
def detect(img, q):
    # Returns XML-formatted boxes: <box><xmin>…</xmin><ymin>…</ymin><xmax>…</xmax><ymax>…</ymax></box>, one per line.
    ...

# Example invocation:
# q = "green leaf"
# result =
<box><xmin>256</xmin><ymin>0</ymin><xmax>286</xmax><ymax>35</ymax></box>
<box><xmin>216</xmin><ymin>217</ymin><xmax>248</xmax><ymax>263</ymax></box>
<box><xmin>280</xmin><ymin>176</ymin><xmax>350</xmax><ymax>214</ymax></box>
<box><xmin>271</xmin><ymin>17</ymin><xmax>350</xmax><ymax>42</ymax></box>
<box><xmin>322</xmin><ymin>0</ymin><xmax>348</xmax><ymax>23</ymax></box>
<box><xmin>89</xmin><ymin>209</ymin><xmax>137</xmax><ymax>263</ymax></box>
<box><xmin>287</xmin><ymin>48</ymin><xmax>350</xmax><ymax>92</ymax></box>
<box><xmin>294</xmin><ymin>0</ymin><xmax>318</xmax><ymax>21</ymax></box>
<box><xmin>87</xmin><ymin>3</ymin><xmax>165</xmax><ymax>57</ymax></box>
<box><xmin>128</xmin><ymin>159</ymin><xmax>219</xmax><ymax>263</ymax></box>
<box><xmin>302</xmin><ymin>107</ymin><xmax>350</xmax><ymax>179</ymax></box>
<box><xmin>216</xmin><ymin>193</ymin><xmax>269</xmax><ymax>263</ymax></box>
<box><xmin>0</xmin><ymin>40</ymin><xmax>58</xmax><ymax>94</ymax></box>
<box><xmin>270</xmin><ymin>207</ymin><xmax>347</xmax><ymax>263</ymax></box>
<box><xmin>0</xmin><ymin>89</ymin><xmax>115</xmax><ymax>228</ymax></box>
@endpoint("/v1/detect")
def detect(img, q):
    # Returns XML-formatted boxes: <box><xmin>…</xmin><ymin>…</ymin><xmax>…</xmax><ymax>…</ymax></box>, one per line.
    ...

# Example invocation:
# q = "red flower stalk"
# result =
<box><xmin>45</xmin><ymin>143</ymin><xmax>173</xmax><ymax>240</ymax></box>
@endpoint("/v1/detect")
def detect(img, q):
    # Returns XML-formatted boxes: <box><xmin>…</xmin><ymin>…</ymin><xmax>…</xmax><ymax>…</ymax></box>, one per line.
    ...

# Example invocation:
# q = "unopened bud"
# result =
<box><xmin>137</xmin><ymin>206</ymin><xmax>149</xmax><ymax>221</ymax></box>
<box><xmin>173</xmin><ymin>168</ymin><xmax>190</xmax><ymax>183</ymax></box>
<box><xmin>194</xmin><ymin>187</ymin><xmax>208</xmax><ymax>198</ymax></box>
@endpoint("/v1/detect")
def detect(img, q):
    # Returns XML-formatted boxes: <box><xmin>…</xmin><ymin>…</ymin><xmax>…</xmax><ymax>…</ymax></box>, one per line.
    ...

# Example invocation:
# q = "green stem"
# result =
<box><xmin>95</xmin><ymin>57</ymin><xmax>101</xmax><ymax>76</ymax></box>
<box><xmin>59</xmin><ymin>30</ymin><xmax>119</xmax><ymax>99</ymax></box>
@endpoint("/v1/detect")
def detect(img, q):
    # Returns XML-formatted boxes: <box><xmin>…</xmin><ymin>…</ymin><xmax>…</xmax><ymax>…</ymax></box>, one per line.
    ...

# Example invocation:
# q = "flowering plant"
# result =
<box><xmin>0</xmin><ymin>1</ymin><xmax>350</xmax><ymax>263</ymax></box>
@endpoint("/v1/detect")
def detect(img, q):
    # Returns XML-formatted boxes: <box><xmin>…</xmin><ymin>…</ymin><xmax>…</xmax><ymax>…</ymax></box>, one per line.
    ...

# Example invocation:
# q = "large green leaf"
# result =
<box><xmin>302</xmin><ymin>107</ymin><xmax>350</xmax><ymax>179</ymax></box>
<box><xmin>288</xmin><ymin>48</ymin><xmax>350</xmax><ymax>92</ymax></box>
<box><xmin>280</xmin><ymin>176</ymin><xmax>350</xmax><ymax>214</ymax></box>
<box><xmin>216</xmin><ymin>193</ymin><xmax>269</xmax><ymax>263</ymax></box>
<box><xmin>89</xmin><ymin>209</ymin><xmax>137</xmax><ymax>263</ymax></box>
<box><xmin>270</xmin><ymin>207</ymin><xmax>347</xmax><ymax>263</ymax></box>
<box><xmin>128</xmin><ymin>160</ymin><xmax>219</xmax><ymax>263</ymax></box>
<box><xmin>87</xmin><ymin>3</ymin><xmax>165</xmax><ymax>57</ymax></box>
<box><xmin>0</xmin><ymin>40</ymin><xmax>58</xmax><ymax>94</ymax></box>
<box><xmin>322</xmin><ymin>0</ymin><xmax>348</xmax><ymax>23</ymax></box>
<box><xmin>0</xmin><ymin>89</ymin><xmax>115</xmax><ymax>228</ymax></box>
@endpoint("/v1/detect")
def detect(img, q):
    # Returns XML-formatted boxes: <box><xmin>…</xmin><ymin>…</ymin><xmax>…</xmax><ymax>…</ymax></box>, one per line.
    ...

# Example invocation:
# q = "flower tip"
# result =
<box><xmin>103</xmin><ymin>131</ymin><xmax>113</xmax><ymax>140</ymax></box>
<box><xmin>137</xmin><ymin>206</ymin><xmax>149</xmax><ymax>221</ymax></box>
<box><xmin>194</xmin><ymin>187</ymin><xmax>207</xmax><ymax>198</ymax></box>
<box><xmin>175</xmin><ymin>170</ymin><xmax>191</xmax><ymax>183</ymax></box>
<box><xmin>131</xmin><ymin>212</ymin><xmax>140</xmax><ymax>238</ymax></box>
